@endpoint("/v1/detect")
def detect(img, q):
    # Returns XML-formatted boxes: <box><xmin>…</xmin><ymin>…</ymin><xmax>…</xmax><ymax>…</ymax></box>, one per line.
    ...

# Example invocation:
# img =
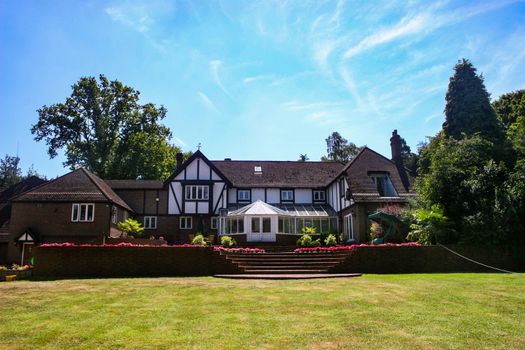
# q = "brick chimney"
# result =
<box><xmin>390</xmin><ymin>129</ymin><xmax>402</xmax><ymax>163</ymax></box>
<box><xmin>176</xmin><ymin>153</ymin><xmax>184</xmax><ymax>169</ymax></box>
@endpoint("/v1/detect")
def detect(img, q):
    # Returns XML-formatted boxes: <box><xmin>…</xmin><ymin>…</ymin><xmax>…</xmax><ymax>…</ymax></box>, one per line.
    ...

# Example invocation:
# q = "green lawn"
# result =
<box><xmin>0</xmin><ymin>274</ymin><xmax>523</xmax><ymax>349</ymax></box>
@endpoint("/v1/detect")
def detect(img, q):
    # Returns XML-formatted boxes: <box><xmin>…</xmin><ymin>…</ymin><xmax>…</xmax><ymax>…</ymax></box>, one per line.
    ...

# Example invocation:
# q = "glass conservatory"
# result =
<box><xmin>218</xmin><ymin>200</ymin><xmax>338</xmax><ymax>242</ymax></box>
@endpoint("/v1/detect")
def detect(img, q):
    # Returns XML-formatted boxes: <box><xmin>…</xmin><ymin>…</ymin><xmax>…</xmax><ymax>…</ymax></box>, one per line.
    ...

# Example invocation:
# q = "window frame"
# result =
<box><xmin>111</xmin><ymin>206</ymin><xmax>118</xmax><ymax>224</ymax></box>
<box><xmin>185</xmin><ymin>185</ymin><xmax>210</xmax><ymax>200</ymax></box>
<box><xmin>280</xmin><ymin>189</ymin><xmax>294</xmax><ymax>202</ymax></box>
<box><xmin>211</xmin><ymin>217</ymin><xmax>218</xmax><ymax>230</ymax></box>
<box><xmin>313</xmin><ymin>190</ymin><xmax>326</xmax><ymax>201</ymax></box>
<box><xmin>180</xmin><ymin>216</ymin><xmax>192</xmax><ymax>229</ymax></box>
<box><xmin>237</xmin><ymin>189</ymin><xmax>251</xmax><ymax>202</ymax></box>
<box><xmin>369</xmin><ymin>172</ymin><xmax>398</xmax><ymax>197</ymax></box>
<box><xmin>344</xmin><ymin>214</ymin><xmax>354</xmax><ymax>241</ymax></box>
<box><xmin>144</xmin><ymin>216</ymin><xmax>157</xmax><ymax>229</ymax></box>
<box><xmin>71</xmin><ymin>203</ymin><xmax>95</xmax><ymax>222</ymax></box>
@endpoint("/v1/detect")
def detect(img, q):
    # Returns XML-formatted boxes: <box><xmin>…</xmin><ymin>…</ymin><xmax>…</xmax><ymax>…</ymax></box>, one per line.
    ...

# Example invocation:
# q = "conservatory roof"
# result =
<box><xmin>227</xmin><ymin>200</ymin><xmax>336</xmax><ymax>217</ymax></box>
<box><xmin>228</xmin><ymin>200</ymin><xmax>289</xmax><ymax>216</ymax></box>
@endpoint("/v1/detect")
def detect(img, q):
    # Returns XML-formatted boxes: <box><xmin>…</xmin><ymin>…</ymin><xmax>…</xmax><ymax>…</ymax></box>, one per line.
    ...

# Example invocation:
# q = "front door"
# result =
<box><xmin>247</xmin><ymin>217</ymin><xmax>276</xmax><ymax>242</ymax></box>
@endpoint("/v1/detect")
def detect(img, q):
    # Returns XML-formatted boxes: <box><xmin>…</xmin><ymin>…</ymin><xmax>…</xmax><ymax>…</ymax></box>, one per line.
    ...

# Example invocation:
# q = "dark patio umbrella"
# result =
<box><xmin>368</xmin><ymin>212</ymin><xmax>403</xmax><ymax>244</ymax></box>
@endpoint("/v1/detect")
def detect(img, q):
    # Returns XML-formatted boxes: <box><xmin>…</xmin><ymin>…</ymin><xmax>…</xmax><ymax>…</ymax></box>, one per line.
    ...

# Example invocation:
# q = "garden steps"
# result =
<box><xmin>221</xmin><ymin>250</ymin><xmax>352</xmax><ymax>274</ymax></box>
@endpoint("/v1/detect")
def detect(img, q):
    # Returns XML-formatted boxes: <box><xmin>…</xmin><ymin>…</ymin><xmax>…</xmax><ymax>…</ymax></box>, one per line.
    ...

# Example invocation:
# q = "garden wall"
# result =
<box><xmin>33</xmin><ymin>246</ymin><xmax>241</xmax><ymax>278</ymax></box>
<box><xmin>332</xmin><ymin>245</ymin><xmax>525</xmax><ymax>274</ymax></box>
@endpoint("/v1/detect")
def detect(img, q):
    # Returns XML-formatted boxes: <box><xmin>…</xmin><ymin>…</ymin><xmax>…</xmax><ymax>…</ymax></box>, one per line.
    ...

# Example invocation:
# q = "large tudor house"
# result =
<box><xmin>2</xmin><ymin>130</ymin><xmax>414</xmax><ymax>264</ymax></box>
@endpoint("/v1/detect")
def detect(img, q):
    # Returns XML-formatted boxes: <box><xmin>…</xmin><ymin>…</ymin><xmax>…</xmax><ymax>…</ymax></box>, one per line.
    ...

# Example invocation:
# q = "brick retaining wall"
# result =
<box><xmin>32</xmin><ymin>245</ymin><xmax>524</xmax><ymax>278</ymax></box>
<box><xmin>332</xmin><ymin>245</ymin><xmax>525</xmax><ymax>273</ymax></box>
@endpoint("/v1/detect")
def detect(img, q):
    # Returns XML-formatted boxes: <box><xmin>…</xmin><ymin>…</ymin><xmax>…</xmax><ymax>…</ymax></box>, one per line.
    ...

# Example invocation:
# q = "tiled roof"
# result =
<box><xmin>14</xmin><ymin>169</ymin><xmax>133</xmax><ymax>212</ymax></box>
<box><xmin>0</xmin><ymin>176</ymin><xmax>47</xmax><ymax>203</ymax></box>
<box><xmin>0</xmin><ymin>176</ymin><xmax>47</xmax><ymax>227</ymax></box>
<box><xmin>212</xmin><ymin>160</ymin><xmax>345</xmax><ymax>188</ymax></box>
<box><xmin>338</xmin><ymin>147</ymin><xmax>414</xmax><ymax>198</ymax></box>
<box><xmin>105</xmin><ymin>180</ymin><xmax>164</xmax><ymax>190</ymax></box>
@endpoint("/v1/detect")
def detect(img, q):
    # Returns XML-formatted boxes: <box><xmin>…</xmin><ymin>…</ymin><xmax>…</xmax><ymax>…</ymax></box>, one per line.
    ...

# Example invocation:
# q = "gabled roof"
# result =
<box><xmin>164</xmin><ymin>150</ymin><xmax>232</xmax><ymax>186</ymax></box>
<box><xmin>0</xmin><ymin>176</ymin><xmax>47</xmax><ymax>228</ymax></box>
<box><xmin>105</xmin><ymin>179</ymin><xmax>164</xmax><ymax>190</ymax></box>
<box><xmin>212</xmin><ymin>160</ymin><xmax>344</xmax><ymax>188</ymax></box>
<box><xmin>14</xmin><ymin>168</ymin><xmax>133</xmax><ymax>212</ymax></box>
<box><xmin>334</xmin><ymin>147</ymin><xmax>414</xmax><ymax>201</ymax></box>
<box><xmin>0</xmin><ymin>176</ymin><xmax>47</xmax><ymax>203</ymax></box>
<box><xmin>228</xmin><ymin>200</ymin><xmax>289</xmax><ymax>216</ymax></box>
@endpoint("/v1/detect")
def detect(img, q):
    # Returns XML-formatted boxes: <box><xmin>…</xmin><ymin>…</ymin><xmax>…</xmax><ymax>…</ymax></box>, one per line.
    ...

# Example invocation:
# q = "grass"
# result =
<box><xmin>0</xmin><ymin>274</ymin><xmax>524</xmax><ymax>349</ymax></box>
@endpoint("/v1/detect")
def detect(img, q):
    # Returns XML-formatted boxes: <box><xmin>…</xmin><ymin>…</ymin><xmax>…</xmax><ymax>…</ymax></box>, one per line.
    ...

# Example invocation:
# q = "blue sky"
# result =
<box><xmin>1</xmin><ymin>0</ymin><xmax>524</xmax><ymax>178</ymax></box>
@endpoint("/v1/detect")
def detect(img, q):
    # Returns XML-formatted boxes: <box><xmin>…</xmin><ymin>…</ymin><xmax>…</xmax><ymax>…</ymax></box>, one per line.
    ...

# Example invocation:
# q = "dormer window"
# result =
<box><xmin>313</xmin><ymin>190</ymin><xmax>325</xmax><ymax>201</ymax></box>
<box><xmin>281</xmin><ymin>190</ymin><xmax>294</xmax><ymax>202</ymax></box>
<box><xmin>369</xmin><ymin>172</ymin><xmax>398</xmax><ymax>197</ymax></box>
<box><xmin>254</xmin><ymin>166</ymin><xmax>262</xmax><ymax>175</ymax></box>
<box><xmin>238</xmin><ymin>189</ymin><xmax>251</xmax><ymax>202</ymax></box>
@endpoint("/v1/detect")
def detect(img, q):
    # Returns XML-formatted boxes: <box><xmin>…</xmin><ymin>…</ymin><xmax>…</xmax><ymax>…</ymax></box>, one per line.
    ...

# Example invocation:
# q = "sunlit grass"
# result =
<box><xmin>1</xmin><ymin>274</ymin><xmax>523</xmax><ymax>349</ymax></box>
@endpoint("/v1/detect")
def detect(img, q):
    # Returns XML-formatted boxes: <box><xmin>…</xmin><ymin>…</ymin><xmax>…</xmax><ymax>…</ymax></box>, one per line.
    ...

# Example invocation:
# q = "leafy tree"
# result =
<box><xmin>0</xmin><ymin>155</ymin><xmax>46</xmax><ymax>187</ymax></box>
<box><xmin>117</xmin><ymin>218</ymin><xmax>144</xmax><ymax>237</ymax></box>
<box><xmin>0</xmin><ymin>155</ymin><xmax>22</xmax><ymax>187</ymax></box>
<box><xmin>492</xmin><ymin>89</ymin><xmax>525</xmax><ymax>129</ymax></box>
<box><xmin>406</xmin><ymin>205</ymin><xmax>456</xmax><ymax>245</ymax></box>
<box><xmin>322</xmin><ymin>132</ymin><xmax>360</xmax><ymax>162</ymax></box>
<box><xmin>32</xmin><ymin>75</ymin><xmax>182</xmax><ymax>180</ymax></box>
<box><xmin>442</xmin><ymin>59</ymin><xmax>502</xmax><ymax>142</ymax></box>
<box><xmin>298</xmin><ymin>154</ymin><xmax>309</xmax><ymax>162</ymax></box>
<box><xmin>400</xmin><ymin>137</ymin><xmax>418</xmax><ymax>175</ymax></box>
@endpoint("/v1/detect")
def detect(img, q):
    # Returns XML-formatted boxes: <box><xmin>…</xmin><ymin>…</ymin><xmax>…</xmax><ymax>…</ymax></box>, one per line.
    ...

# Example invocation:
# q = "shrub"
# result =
<box><xmin>0</xmin><ymin>266</ymin><xmax>7</xmax><ymax>271</ymax></box>
<box><xmin>324</xmin><ymin>234</ymin><xmax>337</xmax><ymax>246</ymax></box>
<box><xmin>297</xmin><ymin>234</ymin><xmax>312</xmax><ymax>247</ymax></box>
<box><xmin>406</xmin><ymin>205</ymin><xmax>456</xmax><ymax>245</ymax></box>
<box><xmin>297</xmin><ymin>234</ymin><xmax>321</xmax><ymax>247</ymax></box>
<box><xmin>220</xmin><ymin>236</ymin><xmax>237</xmax><ymax>247</ymax></box>
<box><xmin>117</xmin><ymin>218</ymin><xmax>144</xmax><ymax>238</ymax></box>
<box><xmin>301</xmin><ymin>226</ymin><xmax>316</xmax><ymax>235</ymax></box>
<box><xmin>191</xmin><ymin>234</ymin><xmax>207</xmax><ymax>246</ymax></box>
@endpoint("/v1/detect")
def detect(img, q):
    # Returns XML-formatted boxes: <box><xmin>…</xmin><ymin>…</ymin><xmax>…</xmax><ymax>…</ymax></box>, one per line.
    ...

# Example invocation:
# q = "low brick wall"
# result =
<box><xmin>33</xmin><ymin>246</ymin><xmax>220</xmax><ymax>277</ymax></box>
<box><xmin>1</xmin><ymin>269</ymin><xmax>33</xmax><ymax>281</ymax></box>
<box><xmin>332</xmin><ymin>245</ymin><xmax>525</xmax><ymax>274</ymax></box>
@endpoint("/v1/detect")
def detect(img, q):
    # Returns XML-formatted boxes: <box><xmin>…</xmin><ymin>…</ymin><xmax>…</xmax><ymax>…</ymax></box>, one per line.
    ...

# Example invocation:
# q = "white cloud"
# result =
<box><xmin>209</xmin><ymin>60</ymin><xmax>232</xmax><ymax>98</ymax></box>
<box><xmin>197</xmin><ymin>91</ymin><xmax>219</xmax><ymax>113</ymax></box>
<box><xmin>173</xmin><ymin>136</ymin><xmax>187</xmax><ymax>147</ymax></box>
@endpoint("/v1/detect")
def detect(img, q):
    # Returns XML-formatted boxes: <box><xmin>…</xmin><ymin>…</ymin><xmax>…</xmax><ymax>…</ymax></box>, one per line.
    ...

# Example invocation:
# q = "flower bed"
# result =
<box><xmin>0</xmin><ymin>264</ymin><xmax>33</xmax><ymax>281</ymax></box>
<box><xmin>39</xmin><ymin>242</ymin><xmax>204</xmax><ymax>248</ymax></box>
<box><xmin>294</xmin><ymin>242</ymin><xmax>422</xmax><ymax>253</ymax></box>
<box><xmin>213</xmin><ymin>247</ymin><xmax>265</xmax><ymax>254</ymax></box>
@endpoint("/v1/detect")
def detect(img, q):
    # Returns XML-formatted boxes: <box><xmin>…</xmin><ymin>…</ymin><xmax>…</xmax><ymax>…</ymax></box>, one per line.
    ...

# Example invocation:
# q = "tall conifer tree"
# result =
<box><xmin>443</xmin><ymin>59</ymin><xmax>502</xmax><ymax>141</ymax></box>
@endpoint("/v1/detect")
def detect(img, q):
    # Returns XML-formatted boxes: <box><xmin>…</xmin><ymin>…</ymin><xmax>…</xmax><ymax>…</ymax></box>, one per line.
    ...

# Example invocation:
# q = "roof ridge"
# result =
<box><xmin>80</xmin><ymin>168</ymin><xmax>112</xmax><ymax>202</ymax></box>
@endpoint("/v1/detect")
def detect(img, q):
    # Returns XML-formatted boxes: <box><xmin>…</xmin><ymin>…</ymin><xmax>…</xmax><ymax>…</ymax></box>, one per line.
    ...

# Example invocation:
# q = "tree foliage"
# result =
<box><xmin>322</xmin><ymin>132</ymin><xmax>360</xmax><ymax>162</ymax></box>
<box><xmin>32</xmin><ymin>75</ymin><xmax>182</xmax><ymax>180</ymax></box>
<box><xmin>0</xmin><ymin>155</ymin><xmax>46</xmax><ymax>187</ymax></box>
<box><xmin>443</xmin><ymin>59</ymin><xmax>502</xmax><ymax>142</ymax></box>
<box><xmin>411</xmin><ymin>60</ymin><xmax>524</xmax><ymax>245</ymax></box>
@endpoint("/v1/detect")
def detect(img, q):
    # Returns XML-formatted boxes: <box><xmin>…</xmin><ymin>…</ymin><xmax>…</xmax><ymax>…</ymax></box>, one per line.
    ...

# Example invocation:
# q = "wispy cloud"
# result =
<box><xmin>243</xmin><ymin>74</ymin><xmax>276</xmax><ymax>84</ymax></box>
<box><xmin>104</xmin><ymin>6</ymin><xmax>153</xmax><ymax>33</ymax></box>
<box><xmin>209</xmin><ymin>60</ymin><xmax>233</xmax><ymax>98</ymax></box>
<box><xmin>197</xmin><ymin>91</ymin><xmax>219</xmax><ymax>113</ymax></box>
<box><xmin>173</xmin><ymin>135</ymin><xmax>187</xmax><ymax>147</ymax></box>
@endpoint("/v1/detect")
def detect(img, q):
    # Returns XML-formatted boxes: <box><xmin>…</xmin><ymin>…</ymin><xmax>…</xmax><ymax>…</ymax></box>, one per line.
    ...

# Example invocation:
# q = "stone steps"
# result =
<box><xmin>222</xmin><ymin>250</ymin><xmax>352</xmax><ymax>274</ymax></box>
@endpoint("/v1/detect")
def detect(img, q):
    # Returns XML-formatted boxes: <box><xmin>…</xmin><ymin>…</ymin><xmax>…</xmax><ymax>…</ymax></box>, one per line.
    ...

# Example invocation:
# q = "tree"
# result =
<box><xmin>0</xmin><ymin>155</ymin><xmax>22</xmax><ymax>187</ymax></box>
<box><xmin>0</xmin><ymin>155</ymin><xmax>46</xmax><ymax>187</ymax></box>
<box><xmin>400</xmin><ymin>137</ymin><xmax>418</xmax><ymax>175</ymax></box>
<box><xmin>298</xmin><ymin>154</ymin><xmax>309</xmax><ymax>161</ymax></box>
<box><xmin>32</xmin><ymin>75</ymin><xmax>182</xmax><ymax>180</ymax></box>
<box><xmin>442</xmin><ymin>59</ymin><xmax>502</xmax><ymax>142</ymax></box>
<box><xmin>322</xmin><ymin>132</ymin><xmax>359</xmax><ymax>162</ymax></box>
<box><xmin>492</xmin><ymin>89</ymin><xmax>525</xmax><ymax>130</ymax></box>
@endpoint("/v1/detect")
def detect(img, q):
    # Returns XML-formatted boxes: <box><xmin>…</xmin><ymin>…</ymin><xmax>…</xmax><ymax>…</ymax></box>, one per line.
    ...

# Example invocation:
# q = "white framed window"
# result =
<box><xmin>281</xmin><ymin>190</ymin><xmax>294</xmax><ymax>201</ymax></box>
<box><xmin>211</xmin><ymin>217</ymin><xmax>218</xmax><ymax>230</ymax></box>
<box><xmin>71</xmin><ymin>203</ymin><xmax>95</xmax><ymax>222</ymax></box>
<box><xmin>185</xmin><ymin>185</ymin><xmax>209</xmax><ymax>200</ymax></box>
<box><xmin>111</xmin><ymin>206</ymin><xmax>118</xmax><ymax>224</ymax></box>
<box><xmin>144</xmin><ymin>216</ymin><xmax>157</xmax><ymax>229</ymax></box>
<box><xmin>313</xmin><ymin>190</ymin><xmax>325</xmax><ymax>201</ymax></box>
<box><xmin>238</xmin><ymin>189</ymin><xmax>250</xmax><ymax>201</ymax></box>
<box><xmin>370</xmin><ymin>173</ymin><xmax>398</xmax><ymax>197</ymax></box>
<box><xmin>344</xmin><ymin>214</ymin><xmax>354</xmax><ymax>242</ymax></box>
<box><xmin>180</xmin><ymin>216</ymin><xmax>192</xmax><ymax>229</ymax></box>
